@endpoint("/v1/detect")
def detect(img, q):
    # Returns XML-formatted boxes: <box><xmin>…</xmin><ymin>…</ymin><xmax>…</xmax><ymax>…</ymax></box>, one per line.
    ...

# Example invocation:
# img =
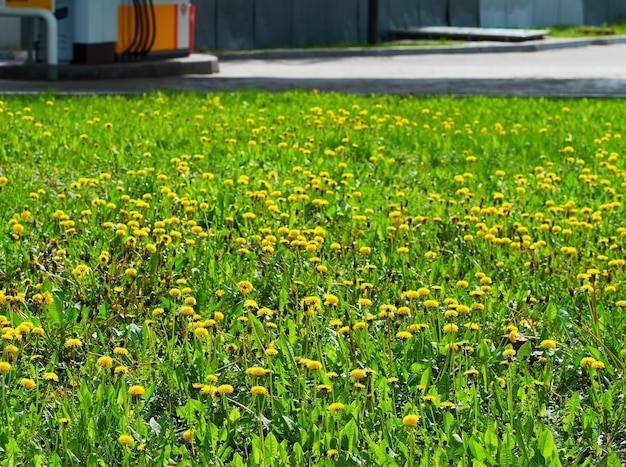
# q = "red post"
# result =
<box><xmin>189</xmin><ymin>3</ymin><xmax>196</xmax><ymax>53</ymax></box>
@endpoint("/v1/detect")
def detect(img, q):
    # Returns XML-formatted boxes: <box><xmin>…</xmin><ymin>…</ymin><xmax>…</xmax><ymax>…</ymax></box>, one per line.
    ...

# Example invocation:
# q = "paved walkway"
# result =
<box><xmin>2</xmin><ymin>39</ymin><xmax>626</xmax><ymax>96</ymax></box>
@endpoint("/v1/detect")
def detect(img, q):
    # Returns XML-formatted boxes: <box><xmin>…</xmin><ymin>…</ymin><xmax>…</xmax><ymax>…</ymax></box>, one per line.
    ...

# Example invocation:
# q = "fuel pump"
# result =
<box><xmin>3</xmin><ymin>0</ymin><xmax>192</xmax><ymax>64</ymax></box>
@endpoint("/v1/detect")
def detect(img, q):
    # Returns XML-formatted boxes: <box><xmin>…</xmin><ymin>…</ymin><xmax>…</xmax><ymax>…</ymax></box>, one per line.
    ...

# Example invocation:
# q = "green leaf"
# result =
<box><xmin>218</xmin><ymin>445</ymin><xmax>233</xmax><ymax>461</ymax></box>
<box><xmin>498</xmin><ymin>443</ymin><xmax>514</xmax><ymax>466</ymax></box>
<box><xmin>443</xmin><ymin>412</ymin><xmax>455</xmax><ymax>434</ymax></box>
<box><xmin>229</xmin><ymin>408</ymin><xmax>241</xmax><ymax>423</ymax></box>
<box><xmin>278</xmin><ymin>440</ymin><xmax>289</xmax><ymax>463</ymax></box>
<box><xmin>468</xmin><ymin>435</ymin><xmax>487</xmax><ymax>462</ymax></box>
<box><xmin>538</xmin><ymin>427</ymin><xmax>561</xmax><ymax>467</ymax></box>
<box><xmin>265</xmin><ymin>431</ymin><xmax>278</xmax><ymax>458</ymax></box>
<box><xmin>341</xmin><ymin>418</ymin><xmax>358</xmax><ymax>452</ymax></box>
<box><xmin>598</xmin><ymin>451</ymin><xmax>622</xmax><ymax>467</ymax></box>
<box><xmin>248</xmin><ymin>313</ymin><xmax>266</xmax><ymax>347</ymax></box>
<box><xmin>49</xmin><ymin>452</ymin><xmax>63</xmax><ymax>467</ymax></box>
<box><xmin>47</xmin><ymin>292</ymin><xmax>66</xmax><ymax>327</ymax></box>
<box><xmin>563</xmin><ymin>392</ymin><xmax>580</xmax><ymax>433</ymax></box>
<box><xmin>292</xmin><ymin>442</ymin><xmax>305</xmax><ymax>463</ymax></box>
<box><xmin>231</xmin><ymin>452</ymin><xmax>245</xmax><ymax>467</ymax></box>
<box><xmin>516</xmin><ymin>341</ymin><xmax>532</xmax><ymax>361</ymax></box>
<box><xmin>251</xmin><ymin>434</ymin><xmax>261</xmax><ymax>465</ymax></box>
<box><xmin>484</xmin><ymin>425</ymin><xmax>498</xmax><ymax>456</ymax></box>
<box><xmin>419</xmin><ymin>367</ymin><xmax>432</xmax><ymax>388</ymax></box>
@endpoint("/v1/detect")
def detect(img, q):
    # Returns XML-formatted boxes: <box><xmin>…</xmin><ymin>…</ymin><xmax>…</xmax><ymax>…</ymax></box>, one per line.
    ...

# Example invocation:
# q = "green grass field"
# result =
<box><xmin>1</xmin><ymin>92</ymin><xmax>626</xmax><ymax>466</ymax></box>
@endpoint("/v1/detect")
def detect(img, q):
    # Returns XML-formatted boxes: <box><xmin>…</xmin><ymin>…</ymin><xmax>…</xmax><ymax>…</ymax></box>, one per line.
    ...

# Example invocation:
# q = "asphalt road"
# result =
<box><xmin>2</xmin><ymin>41</ymin><xmax>626</xmax><ymax>96</ymax></box>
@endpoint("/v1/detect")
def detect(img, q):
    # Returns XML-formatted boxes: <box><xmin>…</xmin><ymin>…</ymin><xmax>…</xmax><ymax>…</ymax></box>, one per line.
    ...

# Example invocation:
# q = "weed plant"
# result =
<box><xmin>0</xmin><ymin>92</ymin><xmax>625</xmax><ymax>466</ymax></box>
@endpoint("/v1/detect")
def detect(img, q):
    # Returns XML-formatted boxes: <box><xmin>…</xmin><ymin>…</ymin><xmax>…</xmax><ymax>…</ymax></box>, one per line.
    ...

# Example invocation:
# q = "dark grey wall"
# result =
<box><xmin>192</xmin><ymin>0</ymin><xmax>626</xmax><ymax>50</ymax></box>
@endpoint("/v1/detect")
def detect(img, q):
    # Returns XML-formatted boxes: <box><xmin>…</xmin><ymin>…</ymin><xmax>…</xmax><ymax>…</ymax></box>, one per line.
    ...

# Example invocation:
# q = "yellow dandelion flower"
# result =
<box><xmin>217</xmin><ymin>384</ymin><xmax>234</xmax><ymax>394</ymax></box>
<box><xmin>350</xmin><ymin>369</ymin><xmax>367</xmax><ymax>379</ymax></box>
<box><xmin>97</xmin><ymin>356</ymin><xmax>113</xmax><ymax>367</ymax></box>
<box><xmin>396</xmin><ymin>331</ymin><xmax>413</xmax><ymax>340</ymax></box>
<box><xmin>180</xmin><ymin>305</ymin><xmax>195</xmax><ymax>315</ymax></box>
<box><xmin>20</xmin><ymin>378</ymin><xmax>36</xmax><ymax>389</ymax></box>
<box><xmin>243</xmin><ymin>299</ymin><xmax>258</xmax><ymax>309</ymax></box>
<box><xmin>128</xmin><ymin>385</ymin><xmax>145</xmax><ymax>396</ymax></box>
<box><xmin>72</xmin><ymin>264</ymin><xmax>89</xmax><ymax>277</ymax></box>
<box><xmin>43</xmin><ymin>372</ymin><xmax>59</xmax><ymax>382</ymax></box>
<box><xmin>402</xmin><ymin>414</ymin><xmax>419</xmax><ymax>427</ymax></box>
<box><xmin>502</xmin><ymin>349</ymin><xmax>516</xmax><ymax>358</ymax></box>
<box><xmin>245</xmin><ymin>367</ymin><xmax>268</xmax><ymax>377</ymax></box>
<box><xmin>0</xmin><ymin>361</ymin><xmax>11</xmax><ymax>372</ymax></box>
<box><xmin>306</xmin><ymin>360</ymin><xmax>323</xmax><ymax>370</ymax></box>
<box><xmin>251</xmin><ymin>385</ymin><xmax>268</xmax><ymax>396</ymax></box>
<box><xmin>237</xmin><ymin>280</ymin><xmax>254</xmax><ymax>294</ymax></box>
<box><xmin>540</xmin><ymin>339</ymin><xmax>557</xmax><ymax>349</ymax></box>
<box><xmin>118</xmin><ymin>434</ymin><xmax>134</xmax><ymax>445</ymax></box>
<box><xmin>324</xmin><ymin>294</ymin><xmax>339</xmax><ymax>306</ymax></box>
<box><xmin>328</xmin><ymin>402</ymin><xmax>345</xmax><ymax>411</ymax></box>
<box><xmin>64</xmin><ymin>338</ymin><xmax>82</xmax><ymax>349</ymax></box>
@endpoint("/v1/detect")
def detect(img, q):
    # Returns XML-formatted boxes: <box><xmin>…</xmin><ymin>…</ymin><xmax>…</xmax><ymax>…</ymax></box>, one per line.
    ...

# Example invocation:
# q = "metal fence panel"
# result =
<box><xmin>216</xmin><ymin>0</ymin><xmax>255</xmax><ymax>49</ymax></box>
<box><xmin>480</xmin><ymin>0</ymin><xmax>507</xmax><ymax>27</ymax></box>
<box><xmin>559</xmin><ymin>0</ymin><xmax>584</xmax><ymax>25</ymax></box>
<box><xmin>421</xmin><ymin>0</ymin><xmax>449</xmax><ymax>26</ymax></box>
<box><xmin>326</xmin><ymin>0</ymin><xmax>360</xmax><ymax>44</ymax></box>
<box><xmin>449</xmin><ymin>0</ymin><xmax>479</xmax><ymax>26</ymax></box>
<box><xmin>608</xmin><ymin>0</ymin><xmax>626</xmax><ymax>22</ymax></box>
<box><xmin>607</xmin><ymin>0</ymin><xmax>626</xmax><ymax>22</ymax></box>
<box><xmin>357</xmin><ymin>0</ymin><xmax>368</xmax><ymax>43</ymax></box>
<box><xmin>534</xmin><ymin>0</ymin><xmax>559</xmax><ymax>26</ymax></box>
<box><xmin>255</xmin><ymin>0</ymin><xmax>292</xmax><ymax>47</ymax></box>
<box><xmin>506</xmin><ymin>0</ymin><xmax>534</xmax><ymax>27</ymax></box>
<box><xmin>190</xmin><ymin>0</ymin><xmax>626</xmax><ymax>50</ymax></box>
<box><xmin>194</xmin><ymin>0</ymin><xmax>217</xmax><ymax>49</ymax></box>
<box><xmin>292</xmin><ymin>1</ymin><xmax>328</xmax><ymax>46</ymax></box>
<box><xmin>379</xmin><ymin>0</ymin><xmax>419</xmax><ymax>33</ymax></box>
<box><xmin>583</xmin><ymin>0</ymin><xmax>608</xmax><ymax>25</ymax></box>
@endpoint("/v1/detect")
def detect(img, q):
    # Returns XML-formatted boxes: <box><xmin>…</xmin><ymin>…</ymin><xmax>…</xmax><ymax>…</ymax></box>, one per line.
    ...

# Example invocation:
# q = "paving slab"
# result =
<box><xmin>389</xmin><ymin>26</ymin><xmax>550</xmax><ymax>42</ymax></box>
<box><xmin>2</xmin><ymin>40</ymin><xmax>626</xmax><ymax>97</ymax></box>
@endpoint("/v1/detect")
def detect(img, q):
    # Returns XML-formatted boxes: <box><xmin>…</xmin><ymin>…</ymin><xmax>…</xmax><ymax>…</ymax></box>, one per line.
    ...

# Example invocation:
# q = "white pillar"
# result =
<box><xmin>0</xmin><ymin>6</ymin><xmax>58</xmax><ymax>79</ymax></box>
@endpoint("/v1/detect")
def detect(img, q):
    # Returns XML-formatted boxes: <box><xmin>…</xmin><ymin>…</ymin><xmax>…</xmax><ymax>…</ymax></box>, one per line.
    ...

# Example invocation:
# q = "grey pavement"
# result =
<box><xmin>3</xmin><ymin>39</ymin><xmax>626</xmax><ymax>96</ymax></box>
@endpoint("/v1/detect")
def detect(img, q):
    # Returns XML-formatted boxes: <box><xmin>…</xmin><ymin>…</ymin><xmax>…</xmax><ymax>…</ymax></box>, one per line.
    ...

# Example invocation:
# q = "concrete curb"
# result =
<box><xmin>0</xmin><ymin>53</ymin><xmax>219</xmax><ymax>80</ymax></box>
<box><xmin>217</xmin><ymin>34</ymin><xmax>626</xmax><ymax>61</ymax></box>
